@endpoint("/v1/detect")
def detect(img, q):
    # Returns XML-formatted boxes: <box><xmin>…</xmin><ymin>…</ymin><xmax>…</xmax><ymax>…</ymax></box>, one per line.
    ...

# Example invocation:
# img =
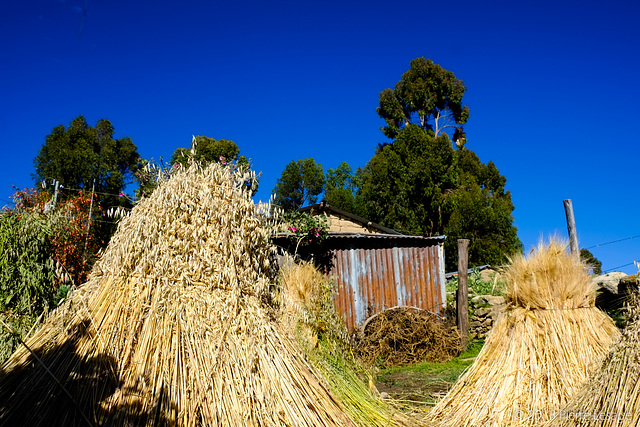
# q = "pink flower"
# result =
<box><xmin>118</xmin><ymin>192</ymin><xmax>124</xmax><ymax>197</ymax></box>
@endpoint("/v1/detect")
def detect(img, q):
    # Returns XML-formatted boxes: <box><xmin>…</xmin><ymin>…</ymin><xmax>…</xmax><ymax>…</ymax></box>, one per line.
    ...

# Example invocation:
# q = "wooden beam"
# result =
<box><xmin>457</xmin><ymin>239</ymin><xmax>470</xmax><ymax>348</ymax></box>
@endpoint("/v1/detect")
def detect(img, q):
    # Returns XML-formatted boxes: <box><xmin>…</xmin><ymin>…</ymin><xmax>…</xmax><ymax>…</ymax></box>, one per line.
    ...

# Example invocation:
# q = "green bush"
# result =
<box><xmin>446</xmin><ymin>269</ymin><xmax>505</xmax><ymax>296</ymax></box>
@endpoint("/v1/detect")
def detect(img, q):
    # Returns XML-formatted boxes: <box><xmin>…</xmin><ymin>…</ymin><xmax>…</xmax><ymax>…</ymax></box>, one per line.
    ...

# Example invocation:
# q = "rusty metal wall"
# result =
<box><xmin>330</xmin><ymin>243</ymin><xmax>445</xmax><ymax>333</ymax></box>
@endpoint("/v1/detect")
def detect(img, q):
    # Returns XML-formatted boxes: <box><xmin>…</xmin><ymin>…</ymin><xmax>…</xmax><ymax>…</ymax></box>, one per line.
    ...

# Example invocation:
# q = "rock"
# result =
<box><xmin>485</xmin><ymin>295</ymin><xmax>506</xmax><ymax>306</ymax></box>
<box><xmin>592</xmin><ymin>272</ymin><xmax>628</xmax><ymax>294</ymax></box>
<box><xmin>474</xmin><ymin>307</ymin><xmax>491</xmax><ymax>317</ymax></box>
<box><xmin>471</xmin><ymin>295</ymin><xmax>488</xmax><ymax>305</ymax></box>
<box><xmin>469</xmin><ymin>320</ymin><xmax>483</xmax><ymax>329</ymax></box>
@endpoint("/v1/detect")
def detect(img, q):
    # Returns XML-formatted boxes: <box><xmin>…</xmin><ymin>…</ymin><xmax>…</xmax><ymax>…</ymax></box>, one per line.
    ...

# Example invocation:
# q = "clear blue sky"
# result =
<box><xmin>2</xmin><ymin>0</ymin><xmax>639</xmax><ymax>274</ymax></box>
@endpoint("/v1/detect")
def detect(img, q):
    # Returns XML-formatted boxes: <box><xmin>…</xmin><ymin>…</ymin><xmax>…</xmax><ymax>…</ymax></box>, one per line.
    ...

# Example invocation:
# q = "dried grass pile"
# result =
<box><xmin>547</xmin><ymin>287</ymin><xmax>640</xmax><ymax>427</ymax></box>
<box><xmin>278</xmin><ymin>260</ymin><xmax>413</xmax><ymax>426</ymax></box>
<box><xmin>354</xmin><ymin>307</ymin><xmax>462</xmax><ymax>367</ymax></box>
<box><xmin>0</xmin><ymin>163</ymin><xmax>360</xmax><ymax>426</ymax></box>
<box><xmin>429</xmin><ymin>239</ymin><xmax>621</xmax><ymax>427</ymax></box>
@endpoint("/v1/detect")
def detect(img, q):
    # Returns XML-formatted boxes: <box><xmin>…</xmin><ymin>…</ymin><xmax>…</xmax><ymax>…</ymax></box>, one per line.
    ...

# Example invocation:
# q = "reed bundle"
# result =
<box><xmin>428</xmin><ymin>239</ymin><xmax>620</xmax><ymax>427</ymax></box>
<box><xmin>278</xmin><ymin>260</ymin><xmax>413</xmax><ymax>426</ymax></box>
<box><xmin>547</xmin><ymin>288</ymin><xmax>640</xmax><ymax>427</ymax></box>
<box><xmin>0</xmin><ymin>163</ymin><xmax>358</xmax><ymax>426</ymax></box>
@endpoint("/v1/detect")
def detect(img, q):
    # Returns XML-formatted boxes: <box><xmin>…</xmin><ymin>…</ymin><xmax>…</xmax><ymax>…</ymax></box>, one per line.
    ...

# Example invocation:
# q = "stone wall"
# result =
<box><xmin>468</xmin><ymin>295</ymin><xmax>505</xmax><ymax>339</ymax></box>
<box><xmin>325</xmin><ymin>212</ymin><xmax>384</xmax><ymax>234</ymax></box>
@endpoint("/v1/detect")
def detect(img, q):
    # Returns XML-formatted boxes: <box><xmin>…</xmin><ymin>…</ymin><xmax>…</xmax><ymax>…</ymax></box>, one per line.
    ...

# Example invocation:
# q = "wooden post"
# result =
<box><xmin>457</xmin><ymin>239</ymin><xmax>469</xmax><ymax>348</ymax></box>
<box><xmin>563</xmin><ymin>199</ymin><xmax>580</xmax><ymax>260</ymax></box>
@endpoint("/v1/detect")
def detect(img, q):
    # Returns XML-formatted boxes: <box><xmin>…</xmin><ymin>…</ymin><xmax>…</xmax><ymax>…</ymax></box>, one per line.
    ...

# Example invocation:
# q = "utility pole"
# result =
<box><xmin>82</xmin><ymin>179</ymin><xmax>96</xmax><ymax>263</ymax></box>
<box><xmin>563</xmin><ymin>199</ymin><xmax>579</xmax><ymax>260</ymax></box>
<box><xmin>52</xmin><ymin>180</ymin><xmax>60</xmax><ymax>210</ymax></box>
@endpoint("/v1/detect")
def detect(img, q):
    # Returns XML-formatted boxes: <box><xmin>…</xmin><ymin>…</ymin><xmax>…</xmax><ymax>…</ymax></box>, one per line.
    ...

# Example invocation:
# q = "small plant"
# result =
<box><xmin>446</xmin><ymin>268</ymin><xmax>505</xmax><ymax>296</ymax></box>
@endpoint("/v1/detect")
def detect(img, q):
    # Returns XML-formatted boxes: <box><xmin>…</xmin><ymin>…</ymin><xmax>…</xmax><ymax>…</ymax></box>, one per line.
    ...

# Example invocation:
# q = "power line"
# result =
<box><xmin>586</xmin><ymin>235</ymin><xmax>640</xmax><ymax>250</ymax></box>
<box><xmin>603</xmin><ymin>262</ymin><xmax>636</xmax><ymax>273</ymax></box>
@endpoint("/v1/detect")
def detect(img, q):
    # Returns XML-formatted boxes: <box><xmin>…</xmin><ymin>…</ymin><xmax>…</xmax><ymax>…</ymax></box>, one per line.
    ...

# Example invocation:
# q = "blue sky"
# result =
<box><xmin>2</xmin><ymin>0</ymin><xmax>639</xmax><ymax>274</ymax></box>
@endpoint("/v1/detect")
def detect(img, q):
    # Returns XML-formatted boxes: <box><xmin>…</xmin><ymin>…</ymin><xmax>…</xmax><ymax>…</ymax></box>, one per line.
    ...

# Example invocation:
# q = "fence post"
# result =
<box><xmin>563</xmin><ymin>199</ymin><xmax>580</xmax><ymax>260</ymax></box>
<box><xmin>457</xmin><ymin>239</ymin><xmax>470</xmax><ymax>348</ymax></box>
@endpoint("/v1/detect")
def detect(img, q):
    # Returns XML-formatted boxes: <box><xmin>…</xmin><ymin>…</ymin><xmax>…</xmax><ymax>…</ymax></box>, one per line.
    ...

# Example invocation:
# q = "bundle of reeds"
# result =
<box><xmin>428</xmin><ymin>239</ymin><xmax>620</xmax><ymax>427</ymax></box>
<box><xmin>277</xmin><ymin>260</ymin><xmax>413</xmax><ymax>426</ymax></box>
<box><xmin>0</xmin><ymin>162</ymin><xmax>360</xmax><ymax>426</ymax></box>
<box><xmin>547</xmin><ymin>287</ymin><xmax>640</xmax><ymax>427</ymax></box>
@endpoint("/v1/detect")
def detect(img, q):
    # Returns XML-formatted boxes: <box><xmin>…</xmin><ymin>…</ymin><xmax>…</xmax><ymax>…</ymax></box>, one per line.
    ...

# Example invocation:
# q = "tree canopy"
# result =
<box><xmin>272</xmin><ymin>158</ymin><xmax>324</xmax><ymax>211</ymax></box>
<box><xmin>357</xmin><ymin>57</ymin><xmax>521</xmax><ymax>270</ymax></box>
<box><xmin>33</xmin><ymin>115</ymin><xmax>139</xmax><ymax>207</ymax></box>
<box><xmin>444</xmin><ymin>149</ymin><xmax>522</xmax><ymax>270</ymax></box>
<box><xmin>580</xmin><ymin>248</ymin><xmax>602</xmax><ymax>275</ymax></box>
<box><xmin>324</xmin><ymin>162</ymin><xmax>358</xmax><ymax>212</ymax></box>
<box><xmin>170</xmin><ymin>135</ymin><xmax>246</xmax><ymax>168</ymax></box>
<box><xmin>377</xmin><ymin>57</ymin><xmax>470</xmax><ymax>140</ymax></box>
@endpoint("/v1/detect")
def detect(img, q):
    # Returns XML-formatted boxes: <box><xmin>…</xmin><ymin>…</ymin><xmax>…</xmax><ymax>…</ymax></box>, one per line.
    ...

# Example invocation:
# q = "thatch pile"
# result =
<box><xmin>429</xmin><ymin>239</ymin><xmax>621</xmax><ymax>426</ymax></box>
<box><xmin>278</xmin><ymin>260</ymin><xmax>413</xmax><ymax>426</ymax></box>
<box><xmin>354</xmin><ymin>307</ymin><xmax>462</xmax><ymax>367</ymax></box>
<box><xmin>547</xmin><ymin>287</ymin><xmax>640</xmax><ymax>426</ymax></box>
<box><xmin>0</xmin><ymin>163</ymin><xmax>361</xmax><ymax>426</ymax></box>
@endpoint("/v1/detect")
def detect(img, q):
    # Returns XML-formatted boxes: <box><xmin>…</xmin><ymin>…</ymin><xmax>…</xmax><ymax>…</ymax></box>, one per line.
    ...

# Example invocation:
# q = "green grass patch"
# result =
<box><xmin>375</xmin><ymin>339</ymin><xmax>485</xmax><ymax>405</ymax></box>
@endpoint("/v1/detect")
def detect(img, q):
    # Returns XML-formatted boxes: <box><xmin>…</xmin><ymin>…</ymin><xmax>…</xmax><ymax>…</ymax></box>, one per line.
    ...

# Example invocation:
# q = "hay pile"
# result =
<box><xmin>354</xmin><ymin>307</ymin><xmax>462</xmax><ymax>367</ymax></box>
<box><xmin>278</xmin><ymin>261</ymin><xmax>413</xmax><ymax>426</ymax></box>
<box><xmin>547</xmin><ymin>287</ymin><xmax>640</xmax><ymax>427</ymax></box>
<box><xmin>0</xmin><ymin>163</ymin><xmax>359</xmax><ymax>426</ymax></box>
<box><xmin>429</xmin><ymin>239</ymin><xmax>621</xmax><ymax>426</ymax></box>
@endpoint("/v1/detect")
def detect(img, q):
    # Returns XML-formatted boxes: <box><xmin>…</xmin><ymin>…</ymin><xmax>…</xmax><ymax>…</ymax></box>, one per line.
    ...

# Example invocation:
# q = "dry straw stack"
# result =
<box><xmin>429</xmin><ymin>239</ymin><xmax>620</xmax><ymax>427</ymax></box>
<box><xmin>0</xmin><ymin>163</ymin><xmax>359</xmax><ymax>426</ymax></box>
<box><xmin>278</xmin><ymin>261</ymin><xmax>412</xmax><ymax>427</ymax></box>
<box><xmin>547</xmin><ymin>287</ymin><xmax>640</xmax><ymax>427</ymax></box>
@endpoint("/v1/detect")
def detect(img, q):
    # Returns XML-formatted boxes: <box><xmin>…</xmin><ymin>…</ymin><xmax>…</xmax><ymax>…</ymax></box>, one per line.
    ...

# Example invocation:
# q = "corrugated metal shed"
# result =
<box><xmin>323</xmin><ymin>233</ymin><xmax>446</xmax><ymax>333</ymax></box>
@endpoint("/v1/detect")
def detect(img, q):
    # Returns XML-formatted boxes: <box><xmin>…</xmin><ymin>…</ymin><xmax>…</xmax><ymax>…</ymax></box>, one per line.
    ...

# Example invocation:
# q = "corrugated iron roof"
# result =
<box><xmin>274</xmin><ymin>231</ymin><xmax>445</xmax><ymax>239</ymax></box>
<box><xmin>326</xmin><ymin>232</ymin><xmax>446</xmax><ymax>241</ymax></box>
<box><xmin>298</xmin><ymin>202</ymin><xmax>403</xmax><ymax>235</ymax></box>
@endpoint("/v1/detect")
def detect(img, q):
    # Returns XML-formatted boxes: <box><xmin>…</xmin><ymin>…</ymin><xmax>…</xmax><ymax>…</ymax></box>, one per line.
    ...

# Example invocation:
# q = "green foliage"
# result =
<box><xmin>0</xmin><ymin>211</ymin><xmax>56</xmax><ymax>316</ymax></box>
<box><xmin>273</xmin><ymin>158</ymin><xmax>325</xmax><ymax>211</ymax></box>
<box><xmin>137</xmin><ymin>137</ymin><xmax>257</xmax><ymax>200</ymax></box>
<box><xmin>324</xmin><ymin>162</ymin><xmax>358</xmax><ymax>212</ymax></box>
<box><xmin>0</xmin><ymin>205</ymin><xmax>56</xmax><ymax>362</ymax></box>
<box><xmin>580</xmin><ymin>248</ymin><xmax>602</xmax><ymax>275</ymax></box>
<box><xmin>33</xmin><ymin>116</ymin><xmax>139</xmax><ymax>208</ymax></box>
<box><xmin>444</xmin><ymin>150</ymin><xmax>522</xmax><ymax>271</ymax></box>
<box><xmin>356</xmin><ymin>125</ymin><xmax>459</xmax><ymax>236</ymax></box>
<box><xmin>377</xmin><ymin>57</ymin><xmax>470</xmax><ymax>139</ymax></box>
<box><xmin>357</xmin><ymin>58</ymin><xmax>521</xmax><ymax>270</ymax></box>
<box><xmin>170</xmin><ymin>135</ymin><xmax>242</xmax><ymax>167</ymax></box>
<box><xmin>446</xmin><ymin>269</ymin><xmax>506</xmax><ymax>296</ymax></box>
<box><xmin>283</xmin><ymin>211</ymin><xmax>329</xmax><ymax>249</ymax></box>
<box><xmin>33</xmin><ymin>116</ymin><xmax>139</xmax><ymax>245</ymax></box>
<box><xmin>0</xmin><ymin>186</ymin><xmax>104</xmax><ymax>363</ymax></box>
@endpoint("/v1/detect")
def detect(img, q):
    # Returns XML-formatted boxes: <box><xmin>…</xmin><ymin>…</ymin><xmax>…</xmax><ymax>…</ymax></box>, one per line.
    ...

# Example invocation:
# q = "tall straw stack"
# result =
<box><xmin>278</xmin><ymin>261</ymin><xmax>413</xmax><ymax>427</ymax></box>
<box><xmin>0</xmin><ymin>163</ymin><xmax>359</xmax><ymax>426</ymax></box>
<box><xmin>547</xmin><ymin>288</ymin><xmax>640</xmax><ymax>427</ymax></box>
<box><xmin>428</xmin><ymin>239</ymin><xmax>620</xmax><ymax>427</ymax></box>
